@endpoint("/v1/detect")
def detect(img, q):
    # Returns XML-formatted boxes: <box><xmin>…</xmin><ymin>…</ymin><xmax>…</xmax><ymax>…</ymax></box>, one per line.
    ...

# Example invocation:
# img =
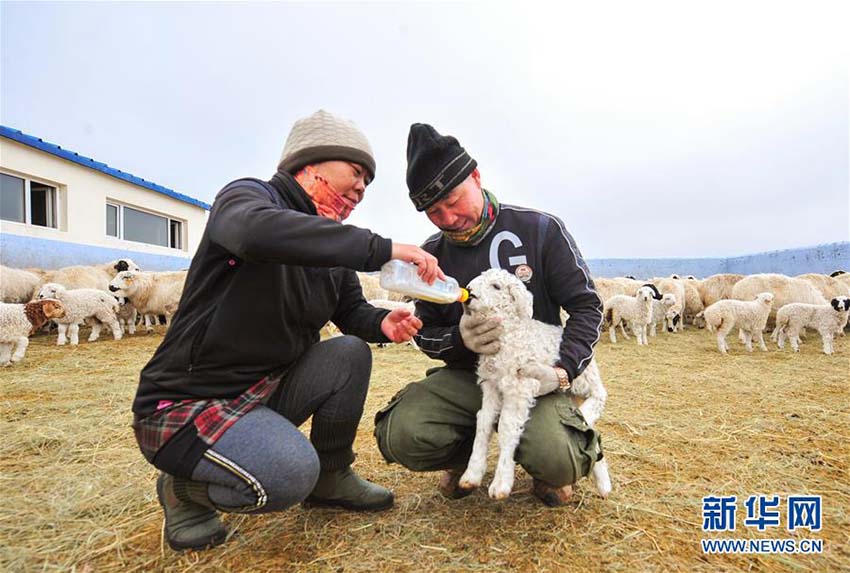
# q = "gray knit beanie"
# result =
<box><xmin>278</xmin><ymin>110</ymin><xmax>376</xmax><ymax>180</ymax></box>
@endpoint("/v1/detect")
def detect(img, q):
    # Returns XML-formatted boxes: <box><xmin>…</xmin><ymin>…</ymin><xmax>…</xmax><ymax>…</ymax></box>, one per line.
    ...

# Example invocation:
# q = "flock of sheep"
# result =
<box><xmin>0</xmin><ymin>259</ymin><xmax>186</xmax><ymax>365</ymax></box>
<box><xmin>1</xmin><ymin>260</ymin><xmax>848</xmax><ymax>367</ymax></box>
<box><xmin>596</xmin><ymin>272</ymin><xmax>850</xmax><ymax>355</ymax></box>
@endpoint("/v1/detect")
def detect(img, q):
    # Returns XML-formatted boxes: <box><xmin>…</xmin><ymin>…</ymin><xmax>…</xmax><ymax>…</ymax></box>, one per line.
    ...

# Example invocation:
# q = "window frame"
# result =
<box><xmin>0</xmin><ymin>170</ymin><xmax>61</xmax><ymax>229</ymax></box>
<box><xmin>105</xmin><ymin>200</ymin><xmax>185</xmax><ymax>250</ymax></box>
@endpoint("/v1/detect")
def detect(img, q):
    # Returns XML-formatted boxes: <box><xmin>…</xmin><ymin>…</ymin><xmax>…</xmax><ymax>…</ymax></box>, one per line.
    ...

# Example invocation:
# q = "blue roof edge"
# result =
<box><xmin>0</xmin><ymin>125</ymin><xmax>211</xmax><ymax>210</ymax></box>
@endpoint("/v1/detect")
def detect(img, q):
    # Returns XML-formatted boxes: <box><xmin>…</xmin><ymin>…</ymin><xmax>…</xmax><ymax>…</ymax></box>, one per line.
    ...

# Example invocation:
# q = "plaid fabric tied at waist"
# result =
<box><xmin>133</xmin><ymin>374</ymin><xmax>282</xmax><ymax>463</ymax></box>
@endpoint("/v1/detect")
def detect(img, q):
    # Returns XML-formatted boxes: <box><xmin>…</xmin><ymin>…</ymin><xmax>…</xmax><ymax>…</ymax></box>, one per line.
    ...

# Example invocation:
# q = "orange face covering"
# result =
<box><xmin>294</xmin><ymin>166</ymin><xmax>357</xmax><ymax>222</ymax></box>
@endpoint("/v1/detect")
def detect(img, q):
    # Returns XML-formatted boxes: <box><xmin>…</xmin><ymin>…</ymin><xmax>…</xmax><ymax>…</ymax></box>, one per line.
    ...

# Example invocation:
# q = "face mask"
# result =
<box><xmin>294</xmin><ymin>165</ymin><xmax>357</xmax><ymax>222</ymax></box>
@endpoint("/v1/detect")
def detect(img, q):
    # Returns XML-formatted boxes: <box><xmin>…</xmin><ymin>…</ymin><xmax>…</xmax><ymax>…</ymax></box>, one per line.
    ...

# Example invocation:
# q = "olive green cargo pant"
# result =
<box><xmin>374</xmin><ymin>367</ymin><xmax>602</xmax><ymax>487</ymax></box>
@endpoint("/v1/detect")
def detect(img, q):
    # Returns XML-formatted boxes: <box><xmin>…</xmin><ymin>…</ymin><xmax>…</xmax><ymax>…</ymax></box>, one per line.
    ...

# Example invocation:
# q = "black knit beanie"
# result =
<box><xmin>406</xmin><ymin>123</ymin><xmax>477</xmax><ymax>212</ymax></box>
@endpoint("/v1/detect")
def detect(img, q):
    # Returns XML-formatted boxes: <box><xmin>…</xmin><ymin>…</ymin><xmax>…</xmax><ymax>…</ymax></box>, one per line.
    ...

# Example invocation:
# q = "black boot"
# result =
<box><xmin>156</xmin><ymin>473</ymin><xmax>228</xmax><ymax>551</ymax></box>
<box><xmin>303</xmin><ymin>467</ymin><xmax>394</xmax><ymax>511</ymax></box>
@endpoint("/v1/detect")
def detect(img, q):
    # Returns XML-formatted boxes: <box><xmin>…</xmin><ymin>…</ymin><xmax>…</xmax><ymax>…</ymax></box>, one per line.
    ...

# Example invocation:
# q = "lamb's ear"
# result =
<box><xmin>844</xmin><ymin>298</ymin><xmax>850</xmax><ymax>311</ymax></box>
<box><xmin>507</xmin><ymin>280</ymin><xmax>534</xmax><ymax>319</ymax></box>
<box><xmin>832</xmin><ymin>298</ymin><xmax>841</xmax><ymax>311</ymax></box>
<box><xmin>830</xmin><ymin>270</ymin><xmax>846</xmax><ymax>277</ymax></box>
<box><xmin>673</xmin><ymin>314</ymin><xmax>680</xmax><ymax>326</ymax></box>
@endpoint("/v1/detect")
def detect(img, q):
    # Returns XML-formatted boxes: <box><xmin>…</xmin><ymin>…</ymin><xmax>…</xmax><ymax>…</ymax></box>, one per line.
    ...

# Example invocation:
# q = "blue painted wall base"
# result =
<box><xmin>1</xmin><ymin>232</ymin><xmax>191</xmax><ymax>271</ymax></box>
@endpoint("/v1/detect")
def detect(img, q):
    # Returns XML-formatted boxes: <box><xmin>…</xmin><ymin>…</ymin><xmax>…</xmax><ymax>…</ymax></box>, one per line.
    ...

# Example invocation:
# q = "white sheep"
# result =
<box><xmin>38</xmin><ymin>259</ymin><xmax>140</xmax><ymax>292</ymax></box>
<box><xmin>681</xmin><ymin>278</ymin><xmax>705</xmax><ymax>326</ymax></box>
<box><xmin>604</xmin><ymin>286</ymin><xmax>656</xmax><ymax>345</ymax></box>
<box><xmin>0</xmin><ymin>299</ymin><xmax>66</xmax><ymax>366</ymax></box>
<box><xmin>731</xmin><ymin>274</ymin><xmax>826</xmax><ymax>326</ymax></box>
<box><xmin>593</xmin><ymin>277</ymin><xmax>645</xmax><ymax>306</ymax></box>
<box><xmin>36</xmin><ymin>283</ymin><xmax>122</xmax><ymax>345</ymax></box>
<box><xmin>649</xmin><ymin>293</ymin><xmax>678</xmax><ymax>336</ymax></box>
<box><xmin>773</xmin><ymin>297</ymin><xmax>850</xmax><ymax>355</ymax></box>
<box><xmin>356</xmin><ymin>272</ymin><xmax>388</xmax><ymax>301</ymax></box>
<box><xmin>696</xmin><ymin>274</ymin><xmax>745</xmax><ymax>308</ymax></box>
<box><xmin>796</xmin><ymin>273</ymin><xmax>850</xmax><ymax>301</ymax></box>
<box><xmin>701</xmin><ymin>292</ymin><xmax>774</xmax><ymax>354</ymax></box>
<box><xmin>108</xmin><ymin>270</ymin><xmax>186</xmax><ymax>330</ymax></box>
<box><xmin>0</xmin><ymin>265</ymin><xmax>43</xmax><ymax>303</ymax></box>
<box><xmin>457</xmin><ymin>269</ymin><xmax>610</xmax><ymax>499</ymax></box>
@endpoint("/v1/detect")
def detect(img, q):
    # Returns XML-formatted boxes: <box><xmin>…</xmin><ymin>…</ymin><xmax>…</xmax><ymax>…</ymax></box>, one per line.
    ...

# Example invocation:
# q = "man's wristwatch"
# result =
<box><xmin>554</xmin><ymin>366</ymin><xmax>570</xmax><ymax>391</ymax></box>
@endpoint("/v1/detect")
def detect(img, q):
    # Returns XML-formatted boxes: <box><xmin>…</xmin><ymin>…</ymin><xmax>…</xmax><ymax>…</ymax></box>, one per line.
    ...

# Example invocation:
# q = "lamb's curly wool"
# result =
<box><xmin>37</xmin><ymin>283</ymin><xmax>121</xmax><ymax>345</ymax></box>
<box><xmin>604</xmin><ymin>286</ymin><xmax>656</xmax><ymax>345</ymax></box>
<box><xmin>773</xmin><ymin>296</ymin><xmax>850</xmax><ymax>355</ymax></box>
<box><xmin>0</xmin><ymin>299</ymin><xmax>65</xmax><ymax>365</ymax></box>
<box><xmin>457</xmin><ymin>269</ymin><xmax>610</xmax><ymax>500</ymax></box>
<box><xmin>701</xmin><ymin>292</ymin><xmax>774</xmax><ymax>354</ymax></box>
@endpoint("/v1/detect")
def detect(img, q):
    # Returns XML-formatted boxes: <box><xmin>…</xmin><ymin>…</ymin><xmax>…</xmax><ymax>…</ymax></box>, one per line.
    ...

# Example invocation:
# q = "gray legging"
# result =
<box><xmin>188</xmin><ymin>335</ymin><xmax>372</xmax><ymax>513</ymax></box>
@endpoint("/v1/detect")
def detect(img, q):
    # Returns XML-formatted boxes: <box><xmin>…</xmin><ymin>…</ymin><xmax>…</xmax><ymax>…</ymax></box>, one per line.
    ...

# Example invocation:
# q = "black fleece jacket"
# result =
<box><xmin>134</xmin><ymin>172</ymin><xmax>393</xmax><ymax>417</ymax></box>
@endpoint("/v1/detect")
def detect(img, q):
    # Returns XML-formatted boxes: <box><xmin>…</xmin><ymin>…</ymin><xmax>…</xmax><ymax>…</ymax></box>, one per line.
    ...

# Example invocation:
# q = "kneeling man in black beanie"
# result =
<box><xmin>374</xmin><ymin>123</ymin><xmax>605</xmax><ymax>506</ymax></box>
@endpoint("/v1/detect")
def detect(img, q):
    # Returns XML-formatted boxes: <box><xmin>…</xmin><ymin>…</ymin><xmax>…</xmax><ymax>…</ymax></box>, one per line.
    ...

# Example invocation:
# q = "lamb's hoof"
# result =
<box><xmin>457</xmin><ymin>472</ymin><xmax>480</xmax><ymax>491</ymax></box>
<box><xmin>437</xmin><ymin>470</ymin><xmax>475</xmax><ymax>500</ymax></box>
<box><xmin>532</xmin><ymin>479</ymin><xmax>573</xmax><ymax>507</ymax></box>
<box><xmin>2</xmin><ymin>361</ymin><xmax>12</xmax><ymax>367</ymax></box>
<box><xmin>488</xmin><ymin>482</ymin><xmax>511</xmax><ymax>500</ymax></box>
<box><xmin>592</xmin><ymin>470</ymin><xmax>612</xmax><ymax>498</ymax></box>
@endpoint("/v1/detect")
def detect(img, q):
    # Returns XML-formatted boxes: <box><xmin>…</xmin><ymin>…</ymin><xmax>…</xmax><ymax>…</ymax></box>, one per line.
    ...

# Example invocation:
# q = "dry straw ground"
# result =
<box><xmin>1</xmin><ymin>326</ymin><xmax>848</xmax><ymax>572</ymax></box>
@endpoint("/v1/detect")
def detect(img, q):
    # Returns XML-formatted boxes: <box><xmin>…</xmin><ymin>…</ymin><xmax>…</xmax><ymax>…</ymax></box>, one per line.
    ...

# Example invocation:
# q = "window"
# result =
<box><xmin>170</xmin><ymin>219</ymin><xmax>182</xmax><ymax>250</ymax></box>
<box><xmin>1</xmin><ymin>172</ymin><xmax>58</xmax><ymax>228</ymax></box>
<box><xmin>106</xmin><ymin>204</ymin><xmax>118</xmax><ymax>237</ymax></box>
<box><xmin>106</xmin><ymin>202</ymin><xmax>184</xmax><ymax>249</ymax></box>
<box><xmin>1</xmin><ymin>173</ymin><xmax>24</xmax><ymax>223</ymax></box>
<box><xmin>30</xmin><ymin>183</ymin><xmax>56</xmax><ymax>227</ymax></box>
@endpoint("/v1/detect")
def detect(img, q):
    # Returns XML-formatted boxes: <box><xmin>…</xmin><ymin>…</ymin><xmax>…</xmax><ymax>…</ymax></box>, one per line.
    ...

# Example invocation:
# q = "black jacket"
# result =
<box><xmin>134</xmin><ymin>172</ymin><xmax>393</xmax><ymax>417</ymax></box>
<box><xmin>413</xmin><ymin>204</ymin><xmax>603</xmax><ymax>381</ymax></box>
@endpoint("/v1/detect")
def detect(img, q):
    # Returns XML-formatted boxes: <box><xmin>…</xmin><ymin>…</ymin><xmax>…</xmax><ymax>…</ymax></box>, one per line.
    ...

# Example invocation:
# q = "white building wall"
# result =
<box><xmin>1</xmin><ymin>138</ymin><xmax>208</xmax><ymax>267</ymax></box>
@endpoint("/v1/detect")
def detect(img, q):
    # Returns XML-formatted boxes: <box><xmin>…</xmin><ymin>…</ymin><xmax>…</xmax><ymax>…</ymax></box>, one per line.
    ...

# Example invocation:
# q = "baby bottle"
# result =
<box><xmin>379</xmin><ymin>260</ymin><xmax>469</xmax><ymax>304</ymax></box>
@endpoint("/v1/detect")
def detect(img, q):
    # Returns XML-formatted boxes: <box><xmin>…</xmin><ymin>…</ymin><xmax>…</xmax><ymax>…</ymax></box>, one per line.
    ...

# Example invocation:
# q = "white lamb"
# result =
<box><xmin>457</xmin><ymin>269</ymin><xmax>610</xmax><ymax>500</ymax></box>
<box><xmin>109</xmin><ymin>270</ymin><xmax>186</xmax><ymax>331</ymax></box>
<box><xmin>0</xmin><ymin>299</ymin><xmax>65</xmax><ymax>366</ymax></box>
<box><xmin>773</xmin><ymin>297</ymin><xmax>850</xmax><ymax>355</ymax></box>
<box><xmin>700</xmin><ymin>292</ymin><xmax>774</xmax><ymax>354</ymax></box>
<box><xmin>36</xmin><ymin>283</ymin><xmax>122</xmax><ymax>345</ymax></box>
<box><xmin>113</xmin><ymin>295</ymin><xmax>139</xmax><ymax>335</ymax></box>
<box><xmin>649</xmin><ymin>293</ymin><xmax>678</xmax><ymax>336</ymax></box>
<box><xmin>604</xmin><ymin>286</ymin><xmax>656</xmax><ymax>345</ymax></box>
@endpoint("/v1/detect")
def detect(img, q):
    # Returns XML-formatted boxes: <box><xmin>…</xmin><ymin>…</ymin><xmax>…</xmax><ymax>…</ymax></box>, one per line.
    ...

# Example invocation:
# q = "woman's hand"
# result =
<box><xmin>390</xmin><ymin>243</ymin><xmax>446</xmax><ymax>284</ymax></box>
<box><xmin>380</xmin><ymin>308</ymin><xmax>423</xmax><ymax>343</ymax></box>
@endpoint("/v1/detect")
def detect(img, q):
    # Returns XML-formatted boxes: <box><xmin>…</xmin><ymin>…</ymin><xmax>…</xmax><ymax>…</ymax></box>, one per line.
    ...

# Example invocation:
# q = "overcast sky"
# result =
<box><xmin>2</xmin><ymin>1</ymin><xmax>848</xmax><ymax>258</ymax></box>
